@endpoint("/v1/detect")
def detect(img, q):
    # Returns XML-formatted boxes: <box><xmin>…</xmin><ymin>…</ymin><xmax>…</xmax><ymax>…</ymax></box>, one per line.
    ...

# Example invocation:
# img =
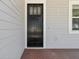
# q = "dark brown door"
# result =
<box><xmin>27</xmin><ymin>4</ymin><xmax>43</xmax><ymax>47</ymax></box>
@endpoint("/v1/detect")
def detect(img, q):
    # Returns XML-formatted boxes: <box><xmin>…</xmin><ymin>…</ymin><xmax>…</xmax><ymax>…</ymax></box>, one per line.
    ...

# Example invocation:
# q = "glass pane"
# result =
<box><xmin>72</xmin><ymin>18</ymin><xmax>79</xmax><ymax>30</ymax></box>
<box><xmin>29</xmin><ymin>6</ymin><xmax>33</xmax><ymax>15</ymax></box>
<box><xmin>34</xmin><ymin>7</ymin><xmax>37</xmax><ymax>15</ymax></box>
<box><xmin>37</xmin><ymin>6</ymin><xmax>41</xmax><ymax>15</ymax></box>
<box><xmin>72</xmin><ymin>5</ymin><xmax>79</xmax><ymax>17</ymax></box>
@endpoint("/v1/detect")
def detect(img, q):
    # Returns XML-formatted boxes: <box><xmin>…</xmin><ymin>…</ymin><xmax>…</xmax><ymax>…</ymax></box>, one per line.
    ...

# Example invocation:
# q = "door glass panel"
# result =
<box><xmin>29</xmin><ymin>6</ymin><xmax>33</xmax><ymax>15</ymax></box>
<box><xmin>37</xmin><ymin>6</ymin><xmax>41</xmax><ymax>15</ymax></box>
<box><xmin>34</xmin><ymin>7</ymin><xmax>37</xmax><ymax>15</ymax></box>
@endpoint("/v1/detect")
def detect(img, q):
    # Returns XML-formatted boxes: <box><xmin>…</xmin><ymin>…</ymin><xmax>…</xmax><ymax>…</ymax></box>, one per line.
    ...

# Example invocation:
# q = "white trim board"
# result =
<box><xmin>69</xmin><ymin>0</ymin><xmax>79</xmax><ymax>34</ymax></box>
<box><xmin>25</xmin><ymin>0</ymin><xmax>46</xmax><ymax>48</ymax></box>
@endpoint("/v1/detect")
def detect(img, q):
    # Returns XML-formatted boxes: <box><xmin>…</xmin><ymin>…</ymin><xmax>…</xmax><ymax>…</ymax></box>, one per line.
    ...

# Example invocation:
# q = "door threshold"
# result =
<box><xmin>26</xmin><ymin>47</ymin><xmax>44</xmax><ymax>49</ymax></box>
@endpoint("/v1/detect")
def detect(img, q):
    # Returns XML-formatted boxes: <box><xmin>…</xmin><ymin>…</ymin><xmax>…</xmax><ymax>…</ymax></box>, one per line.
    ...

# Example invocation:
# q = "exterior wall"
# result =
<box><xmin>0</xmin><ymin>0</ymin><xmax>25</xmax><ymax>59</ymax></box>
<box><xmin>25</xmin><ymin>0</ymin><xmax>79</xmax><ymax>48</ymax></box>
<box><xmin>46</xmin><ymin>0</ymin><xmax>79</xmax><ymax>48</ymax></box>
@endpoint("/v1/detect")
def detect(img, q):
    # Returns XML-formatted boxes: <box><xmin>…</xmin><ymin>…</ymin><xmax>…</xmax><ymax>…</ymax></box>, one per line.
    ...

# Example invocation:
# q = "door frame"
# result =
<box><xmin>25</xmin><ymin>0</ymin><xmax>46</xmax><ymax>48</ymax></box>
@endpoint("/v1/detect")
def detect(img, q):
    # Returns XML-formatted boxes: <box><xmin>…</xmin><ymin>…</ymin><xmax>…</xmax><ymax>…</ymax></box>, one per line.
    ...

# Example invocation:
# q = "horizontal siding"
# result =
<box><xmin>46</xmin><ymin>0</ymin><xmax>79</xmax><ymax>48</ymax></box>
<box><xmin>0</xmin><ymin>0</ymin><xmax>25</xmax><ymax>59</ymax></box>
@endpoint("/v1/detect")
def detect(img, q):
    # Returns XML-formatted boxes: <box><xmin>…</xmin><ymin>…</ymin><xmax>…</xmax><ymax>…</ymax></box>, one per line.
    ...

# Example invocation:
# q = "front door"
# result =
<box><xmin>27</xmin><ymin>4</ymin><xmax>43</xmax><ymax>47</ymax></box>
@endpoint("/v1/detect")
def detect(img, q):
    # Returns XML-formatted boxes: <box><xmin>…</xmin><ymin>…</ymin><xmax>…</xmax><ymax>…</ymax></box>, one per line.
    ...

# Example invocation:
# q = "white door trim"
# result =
<box><xmin>25</xmin><ymin>0</ymin><xmax>46</xmax><ymax>48</ymax></box>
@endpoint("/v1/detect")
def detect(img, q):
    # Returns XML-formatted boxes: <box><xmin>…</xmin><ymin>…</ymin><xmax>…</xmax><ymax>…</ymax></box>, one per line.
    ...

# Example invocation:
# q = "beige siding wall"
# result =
<box><xmin>0</xmin><ymin>0</ymin><xmax>25</xmax><ymax>59</ymax></box>
<box><xmin>46</xmin><ymin>0</ymin><xmax>79</xmax><ymax>48</ymax></box>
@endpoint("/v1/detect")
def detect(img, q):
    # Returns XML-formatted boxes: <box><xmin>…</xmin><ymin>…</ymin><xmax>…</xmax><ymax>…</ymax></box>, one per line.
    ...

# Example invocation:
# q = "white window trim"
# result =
<box><xmin>69</xmin><ymin>1</ymin><xmax>79</xmax><ymax>34</ymax></box>
<box><xmin>25</xmin><ymin>0</ymin><xmax>46</xmax><ymax>48</ymax></box>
